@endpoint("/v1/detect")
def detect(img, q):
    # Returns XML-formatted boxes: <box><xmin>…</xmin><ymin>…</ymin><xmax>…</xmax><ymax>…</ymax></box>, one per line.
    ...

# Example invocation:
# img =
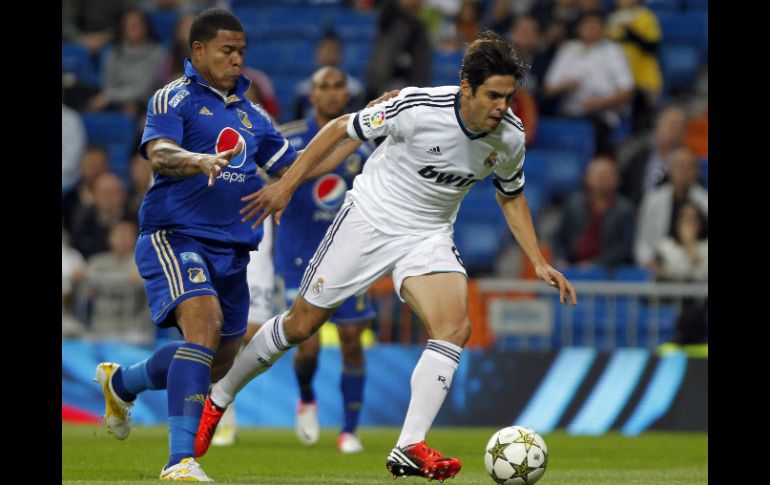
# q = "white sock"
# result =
<box><xmin>210</xmin><ymin>312</ymin><xmax>291</xmax><ymax>408</ymax></box>
<box><xmin>396</xmin><ymin>339</ymin><xmax>462</xmax><ymax>448</ymax></box>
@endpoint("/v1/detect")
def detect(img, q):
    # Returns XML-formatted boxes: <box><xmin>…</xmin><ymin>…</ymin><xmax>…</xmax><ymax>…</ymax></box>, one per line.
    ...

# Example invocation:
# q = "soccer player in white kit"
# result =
<box><xmin>196</xmin><ymin>31</ymin><xmax>577</xmax><ymax>481</ymax></box>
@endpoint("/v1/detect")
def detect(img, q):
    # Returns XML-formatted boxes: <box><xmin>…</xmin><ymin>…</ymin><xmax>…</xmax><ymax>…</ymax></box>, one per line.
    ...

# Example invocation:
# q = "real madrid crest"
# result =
<box><xmin>484</xmin><ymin>149</ymin><xmax>500</xmax><ymax>168</ymax></box>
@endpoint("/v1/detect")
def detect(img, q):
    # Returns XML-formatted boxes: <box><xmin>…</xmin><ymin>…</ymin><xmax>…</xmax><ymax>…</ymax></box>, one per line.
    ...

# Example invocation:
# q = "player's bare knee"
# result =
<box><xmin>438</xmin><ymin>318</ymin><xmax>471</xmax><ymax>346</ymax></box>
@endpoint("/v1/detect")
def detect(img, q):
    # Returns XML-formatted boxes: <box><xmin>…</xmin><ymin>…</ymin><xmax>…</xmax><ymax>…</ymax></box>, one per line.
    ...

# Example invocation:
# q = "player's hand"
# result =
<box><xmin>536</xmin><ymin>264</ymin><xmax>577</xmax><ymax>305</ymax></box>
<box><xmin>202</xmin><ymin>141</ymin><xmax>243</xmax><ymax>186</ymax></box>
<box><xmin>240</xmin><ymin>178</ymin><xmax>293</xmax><ymax>229</ymax></box>
<box><xmin>366</xmin><ymin>89</ymin><xmax>400</xmax><ymax>108</ymax></box>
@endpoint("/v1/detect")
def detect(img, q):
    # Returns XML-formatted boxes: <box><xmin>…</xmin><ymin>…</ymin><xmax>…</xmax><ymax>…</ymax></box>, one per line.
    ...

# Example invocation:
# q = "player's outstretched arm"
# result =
<box><xmin>240</xmin><ymin>115</ymin><xmax>352</xmax><ymax>228</ymax></box>
<box><xmin>145</xmin><ymin>138</ymin><xmax>243</xmax><ymax>186</ymax></box>
<box><xmin>496</xmin><ymin>191</ymin><xmax>577</xmax><ymax>305</ymax></box>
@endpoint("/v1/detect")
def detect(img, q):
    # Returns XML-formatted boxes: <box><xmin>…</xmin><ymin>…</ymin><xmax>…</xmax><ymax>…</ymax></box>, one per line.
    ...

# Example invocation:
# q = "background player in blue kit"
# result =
<box><xmin>93</xmin><ymin>9</ymin><xmax>298</xmax><ymax>482</ymax></box>
<box><xmin>277</xmin><ymin>66</ymin><xmax>376</xmax><ymax>453</ymax></box>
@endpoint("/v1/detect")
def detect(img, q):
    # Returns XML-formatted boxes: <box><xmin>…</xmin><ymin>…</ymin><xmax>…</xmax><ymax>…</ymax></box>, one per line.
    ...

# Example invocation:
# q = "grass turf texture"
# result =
<box><xmin>62</xmin><ymin>424</ymin><xmax>707</xmax><ymax>484</ymax></box>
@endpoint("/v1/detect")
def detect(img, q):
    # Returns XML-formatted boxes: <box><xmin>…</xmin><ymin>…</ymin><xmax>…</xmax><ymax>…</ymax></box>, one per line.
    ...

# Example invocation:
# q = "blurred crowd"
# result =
<box><xmin>62</xmin><ymin>0</ymin><xmax>707</xmax><ymax>345</ymax></box>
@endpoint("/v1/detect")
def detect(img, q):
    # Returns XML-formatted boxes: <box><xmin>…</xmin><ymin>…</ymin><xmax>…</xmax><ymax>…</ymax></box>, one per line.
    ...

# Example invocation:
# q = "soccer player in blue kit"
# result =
<box><xmin>91</xmin><ymin>9</ymin><xmax>374</xmax><ymax>482</ymax></box>
<box><xmin>276</xmin><ymin>66</ymin><xmax>376</xmax><ymax>453</ymax></box>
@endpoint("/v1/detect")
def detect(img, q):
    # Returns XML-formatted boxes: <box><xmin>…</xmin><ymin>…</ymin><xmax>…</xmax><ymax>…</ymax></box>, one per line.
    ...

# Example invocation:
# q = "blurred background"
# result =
<box><xmin>62</xmin><ymin>0</ymin><xmax>707</xmax><ymax>435</ymax></box>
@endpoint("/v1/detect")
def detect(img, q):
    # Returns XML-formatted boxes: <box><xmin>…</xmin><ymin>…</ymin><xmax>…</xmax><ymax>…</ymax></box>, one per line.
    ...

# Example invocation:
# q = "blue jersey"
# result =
<box><xmin>274</xmin><ymin>116</ymin><xmax>374</xmax><ymax>280</ymax></box>
<box><xmin>138</xmin><ymin>59</ymin><xmax>296</xmax><ymax>250</ymax></box>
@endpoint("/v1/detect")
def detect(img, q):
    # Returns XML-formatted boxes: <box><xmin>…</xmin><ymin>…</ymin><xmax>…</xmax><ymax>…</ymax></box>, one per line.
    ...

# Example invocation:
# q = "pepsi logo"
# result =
<box><xmin>312</xmin><ymin>174</ymin><xmax>347</xmax><ymax>210</ymax></box>
<box><xmin>215</xmin><ymin>127</ymin><xmax>247</xmax><ymax>169</ymax></box>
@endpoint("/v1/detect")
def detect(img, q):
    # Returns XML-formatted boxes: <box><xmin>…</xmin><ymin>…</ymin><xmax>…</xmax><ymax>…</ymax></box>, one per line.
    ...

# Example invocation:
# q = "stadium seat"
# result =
<box><xmin>62</xmin><ymin>42</ymin><xmax>100</xmax><ymax>87</ymax></box>
<box><xmin>526</xmin><ymin>148</ymin><xmax>586</xmax><ymax>196</ymax></box>
<box><xmin>432</xmin><ymin>50</ymin><xmax>464</xmax><ymax>87</ymax></box>
<box><xmin>342</xmin><ymin>41</ymin><xmax>372</xmax><ymax>79</ymax></box>
<box><xmin>246</xmin><ymin>41</ymin><xmax>316</xmax><ymax>77</ymax></box>
<box><xmin>81</xmin><ymin>113</ymin><xmax>136</xmax><ymax>180</ymax></box>
<box><xmin>614</xmin><ymin>265</ymin><xmax>654</xmax><ymax>282</ymax></box>
<box><xmin>682</xmin><ymin>0</ymin><xmax>708</xmax><ymax>10</ymax></box>
<box><xmin>531</xmin><ymin>118</ymin><xmax>595</xmax><ymax>160</ymax></box>
<box><xmin>560</xmin><ymin>266</ymin><xmax>609</xmax><ymax>281</ymax></box>
<box><xmin>147</xmin><ymin>9</ymin><xmax>179</xmax><ymax>49</ymax></box>
<box><xmin>262</xmin><ymin>8</ymin><xmax>324</xmax><ymax>40</ymax></box>
<box><xmin>699</xmin><ymin>158</ymin><xmax>708</xmax><ymax>188</ymax></box>
<box><xmin>660</xmin><ymin>43</ymin><xmax>702</xmax><ymax>91</ymax></box>
<box><xmin>656</xmin><ymin>11</ymin><xmax>708</xmax><ymax>57</ymax></box>
<box><xmin>333</xmin><ymin>11</ymin><xmax>377</xmax><ymax>41</ymax></box>
<box><xmin>645</xmin><ymin>0</ymin><xmax>680</xmax><ymax>11</ymax></box>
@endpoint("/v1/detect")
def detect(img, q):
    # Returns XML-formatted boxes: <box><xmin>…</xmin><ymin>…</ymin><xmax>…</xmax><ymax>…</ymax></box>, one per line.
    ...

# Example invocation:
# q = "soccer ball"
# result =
<box><xmin>484</xmin><ymin>426</ymin><xmax>548</xmax><ymax>484</ymax></box>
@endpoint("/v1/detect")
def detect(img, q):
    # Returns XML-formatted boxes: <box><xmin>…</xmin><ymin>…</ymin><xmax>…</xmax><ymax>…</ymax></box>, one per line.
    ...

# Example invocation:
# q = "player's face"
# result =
<box><xmin>311</xmin><ymin>71</ymin><xmax>349</xmax><ymax>120</ymax></box>
<box><xmin>460</xmin><ymin>75</ymin><xmax>517</xmax><ymax>133</ymax></box>
<box><xmin>193</xmin><ymin>29</ymin><xmax>246</xmax><ymax>91</ymax></box>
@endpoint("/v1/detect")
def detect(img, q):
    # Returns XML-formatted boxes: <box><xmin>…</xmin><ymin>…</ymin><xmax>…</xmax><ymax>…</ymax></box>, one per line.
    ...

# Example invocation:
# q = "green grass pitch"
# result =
<box><xmin>62</xmin><ymin>424</ymin><xmax>707</xmax><ymax>484</ymax></box>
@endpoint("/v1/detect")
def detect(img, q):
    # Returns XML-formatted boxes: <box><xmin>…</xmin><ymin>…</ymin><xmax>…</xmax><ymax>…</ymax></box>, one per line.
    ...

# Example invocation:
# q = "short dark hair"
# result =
<box><xmin>189</xmin><ymin>8</ymin><xmax>244</xmax><ymax>50</ymax></box>
<box><xmin>460</xmin><ymin>31</ymin><xmax>528</xmax><ymax>93</ymax></box>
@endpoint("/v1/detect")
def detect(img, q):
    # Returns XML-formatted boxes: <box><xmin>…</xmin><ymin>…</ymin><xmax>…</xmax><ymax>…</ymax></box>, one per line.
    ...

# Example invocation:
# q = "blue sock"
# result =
<box><xmin>341</xmin><ymin>363</ymin><xmax>365</xmax><ymax>434</ymax></box>
<box><xmin>295</xmin><ymin>360</ymin><xmax>317</xmax><ymax>403</ymax></box>
<box><xmin>112</xmin><ymin>341</ymin><xmax>184</xmax><ymax>402</ymax></box>
<box><xmin>166</xmin><ymin>342</ymin><xmax>214</xmax><ymax>468</ymax></box>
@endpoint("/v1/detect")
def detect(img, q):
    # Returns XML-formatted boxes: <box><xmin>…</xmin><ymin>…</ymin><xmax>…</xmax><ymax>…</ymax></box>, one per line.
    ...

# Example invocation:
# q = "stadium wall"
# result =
<box><xmin>62</xmin><ymin>340</ymin><xmax>707</xmax><ymax>434</ymax></box>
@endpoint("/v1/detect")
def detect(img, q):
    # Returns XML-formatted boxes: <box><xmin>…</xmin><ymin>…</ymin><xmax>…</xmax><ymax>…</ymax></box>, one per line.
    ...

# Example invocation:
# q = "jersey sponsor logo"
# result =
<box><xmin>362</xmin><ymin>109</ymin><xmax>385</xmax><ymax>129</ymax></box>
<box><xmin>312</xmin><ymin>174</ymin><xmax>347</xmax><ymax>210</ymax></box>
<box><xmin>215</xmin><ymin>127</ymin><xmax>247</xmax><ymax>169</ymax></box>
<box><xmin>199</xmin><ymin>106</ymin><xmax>213</xmax><ymax>115</ymax></box>
<box><xmin>216</xmin><ymin>170</ymin><xmax>246</xmax><ymax>183</ymax></box>
<box><xmin>169</xmin><ymin>90</ymin><xmax>189</xmax><ymax>108</ymax></box>
<box><xmin>180</xmin><ymin>252</ymin><xmax>204</xmax><ymax>264</ymax></box>
<box><xmin>484</xmin><ymin>149</ymin><xmax>500</xmax><ymax>168</ymax></box>
<box><xmin>188</xmin><ymin>268</ymin><xmax>207</xmax><ymax>283</ymax></box>
<box><xmin>237</xmin><ymin>108</ymin><xmax>253</xmax><ymax>129</ymax></box>
<box><xmin>417</xmin><ymin>165</ymin><xmax>478</xmax><ymax>188</ymax></box>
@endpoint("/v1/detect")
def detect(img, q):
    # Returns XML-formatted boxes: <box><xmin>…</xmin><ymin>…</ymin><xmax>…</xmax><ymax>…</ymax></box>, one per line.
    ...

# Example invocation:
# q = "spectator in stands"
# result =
<box><xmin>634</xmin><ymin>147</ymin><xmax>707</xmax><ymax>269</ymax></box>
<box><xmin>71</xmin><ymin>172</ymin><xmax>132</xmax><ymax>259</ymax></box>
<box><xmin>552</xmin><ymin>156</ymin><xmax>635</xmax><ymax>270</ymax></box>
<box><xmin>365</xmin><ymin>0</ymin><xmax>432</xmax><ymax>101</ymax></box>
<box><xmin>62</xmin><ymin>145</ymin><xmax>110</xmax><ymax>232</ymax></box>
<box><xmin>166</xmin><ymin>12</ymin><xmax>196</xmax><ymax>82</ymax></box>
<box><xmin>84</xmin><ymin>219</ymin><xmax>152</xmax><ymax>344</ymax></box>
<box><xmin>292</xmin><ymin>31</ymin><xmax>366</xmax><ymax>121</ymax></box>
<box><xmin>62</xmin><ymin>225</ymin><xmax>87</xmax><ymax>337</ymax></box>
<box><xmin>62</xmin><ymin>101</ymin><xmax>87</xmax><ymax>193</ymax></box>
<box><xmin>127</xmin><ymin>154</ymin><xmax>153</xmax><ymax>217</ymax></box>
<box><xmin>62</xmin><ymin>0</ymin><xmax>127</xmax><ymax>55</ymax></box>
<box><xmin>618</xmin><ymin>105</ymin><xmax>687</xmax><ymax>206</ymax></box>
<box><xmin>87</xmin><ymin>8</ymin><xmax>168</xmax><ymax>117</ymax></box>
<box><xmin>507</xmin><ymin>16</ymin><xmax>551</xmax><ymax>97</ymax></box>
<box><xmin>242</xmin><ymin>67</ymin><xmax>281</xmax><ymax>121</ymax></box>
<box><xmin>606</xmin><ymin>0</ymin><xmax>662</xmax><ymax>134</ymax></box>
<box><xmin>543</xmin><ymin>10</ymin><xmax>633</xmax><ymax>155</ymax></box>
<box><xmin>655</xmin><ymin>202</ymin><xmax>708</xmax><ymax>345</ymax></box>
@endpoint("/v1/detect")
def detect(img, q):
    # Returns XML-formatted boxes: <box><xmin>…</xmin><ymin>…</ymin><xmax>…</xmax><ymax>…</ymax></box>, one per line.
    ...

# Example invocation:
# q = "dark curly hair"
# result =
<box><xmin>459</xmin><ymin>31</ymin><xmax>528</xmax><ymax>94</ymax></box>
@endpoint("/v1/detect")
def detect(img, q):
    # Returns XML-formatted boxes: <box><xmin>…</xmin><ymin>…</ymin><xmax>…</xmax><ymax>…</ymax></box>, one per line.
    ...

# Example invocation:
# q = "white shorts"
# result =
<box><xmin>299</xmin><ymin>200</ymin><xmax>467</xmax><ymax>308</ymax></box>
<box><xmin>247</xmin><ymin>217</ymin><xmax>278</xmax><ymax>324</ymax></box>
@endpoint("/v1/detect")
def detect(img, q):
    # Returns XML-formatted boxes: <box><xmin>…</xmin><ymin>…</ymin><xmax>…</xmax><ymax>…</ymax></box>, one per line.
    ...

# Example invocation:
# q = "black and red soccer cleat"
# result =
<box><xmin>386</xmin><ymin>441</ymin><xmax>462</xmax><ymax>481</ymax></box>
<box><xmin>194</xmin><ymin>395</ymin><xmax>226</xmax><ymax>457</ymax></box>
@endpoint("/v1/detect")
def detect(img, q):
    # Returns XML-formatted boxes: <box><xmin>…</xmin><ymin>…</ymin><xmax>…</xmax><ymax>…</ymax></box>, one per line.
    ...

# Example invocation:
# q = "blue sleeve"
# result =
<box><xmin>139</xmin><ymin>89</ymin><xmax>188</xmax><ymax>159</ymax></box>
<box><xmin>256</xmin><ymin>124</ymin><xmax>297</xmax><ymax>176</ymax></box>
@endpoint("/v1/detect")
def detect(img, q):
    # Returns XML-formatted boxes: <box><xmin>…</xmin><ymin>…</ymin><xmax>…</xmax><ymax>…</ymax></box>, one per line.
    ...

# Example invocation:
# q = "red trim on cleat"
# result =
<box><xmin>386</xmin><ymin>441</ymin><xmax>462</xmax><ymax>481</ymax></box>
<box><xmin>194</xmin><ymin>395</ymin><xmax>225</xmax><ymax>457</ymax></box>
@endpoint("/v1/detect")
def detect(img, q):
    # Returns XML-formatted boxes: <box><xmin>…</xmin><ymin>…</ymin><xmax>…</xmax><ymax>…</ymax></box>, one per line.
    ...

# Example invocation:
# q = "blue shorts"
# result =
<box><xmin>278</xmin><ymin>272</ymin><xmax>376</xmax><ymax>324</ymax></box>
<box><xmin>135</xmin><ymin>230</ymin><xmax>250</xmax><ymax>339</ymax></box>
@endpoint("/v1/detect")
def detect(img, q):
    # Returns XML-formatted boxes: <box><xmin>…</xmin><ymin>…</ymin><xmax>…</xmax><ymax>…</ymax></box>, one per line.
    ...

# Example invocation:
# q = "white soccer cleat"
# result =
<box><xmin>337</xmin><ymin>432</ymin><xmax>364</xmax><ymax>453</ymax></box>
<box><xmin>295</xmin><ymin>401</ymin><xmax>320</xmax><ymax>445</ymax></box>
<box><xmin>94</xmin><ymin>362</ymin><xmax>134</xmax><ymax>440</ymax></box>
<box><xmin>159</xmin><ymin>457</ymin><xmax>213</xmax><ymax>482</ymax></box>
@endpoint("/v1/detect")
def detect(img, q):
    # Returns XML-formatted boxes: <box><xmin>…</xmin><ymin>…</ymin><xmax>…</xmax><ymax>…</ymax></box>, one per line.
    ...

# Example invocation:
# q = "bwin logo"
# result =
<box><xmin>417</xmin><ymin>165</ymin><xmax>478</xmax><ymax>188</ymax></box>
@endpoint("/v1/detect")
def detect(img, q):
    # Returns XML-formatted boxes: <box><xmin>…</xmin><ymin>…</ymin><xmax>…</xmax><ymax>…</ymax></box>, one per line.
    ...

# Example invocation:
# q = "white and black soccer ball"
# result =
<box><xmin>484</xmin><ymin>425</ymin><xmax>548</xmax><ymax>484</ymax></box>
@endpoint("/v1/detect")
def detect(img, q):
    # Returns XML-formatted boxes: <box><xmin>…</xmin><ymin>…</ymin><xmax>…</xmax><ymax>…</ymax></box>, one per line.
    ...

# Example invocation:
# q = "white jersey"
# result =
<box><xmin>346</xmin><ymin>85</ymin><xmax>526</xmax><ymax>236</ymax></box>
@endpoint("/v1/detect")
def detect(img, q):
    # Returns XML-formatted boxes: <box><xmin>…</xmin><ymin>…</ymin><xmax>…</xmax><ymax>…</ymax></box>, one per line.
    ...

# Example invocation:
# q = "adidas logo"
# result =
<box><xmin>427</xmin><ymin>146</ymin><xmax>441</xmax><ymax>156</ymax></box>
<box><xmin>199</xmin><ymin>107</ymin><xmax>212</xmax><ymax>115</ymax></box>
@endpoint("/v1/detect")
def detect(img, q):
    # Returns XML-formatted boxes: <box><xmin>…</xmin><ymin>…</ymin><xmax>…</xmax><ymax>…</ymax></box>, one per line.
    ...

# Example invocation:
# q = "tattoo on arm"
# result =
<box><xmin>150</xmin><ymin>143</ymin><xmax>201</xmax><ymax>178</ymax></box>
